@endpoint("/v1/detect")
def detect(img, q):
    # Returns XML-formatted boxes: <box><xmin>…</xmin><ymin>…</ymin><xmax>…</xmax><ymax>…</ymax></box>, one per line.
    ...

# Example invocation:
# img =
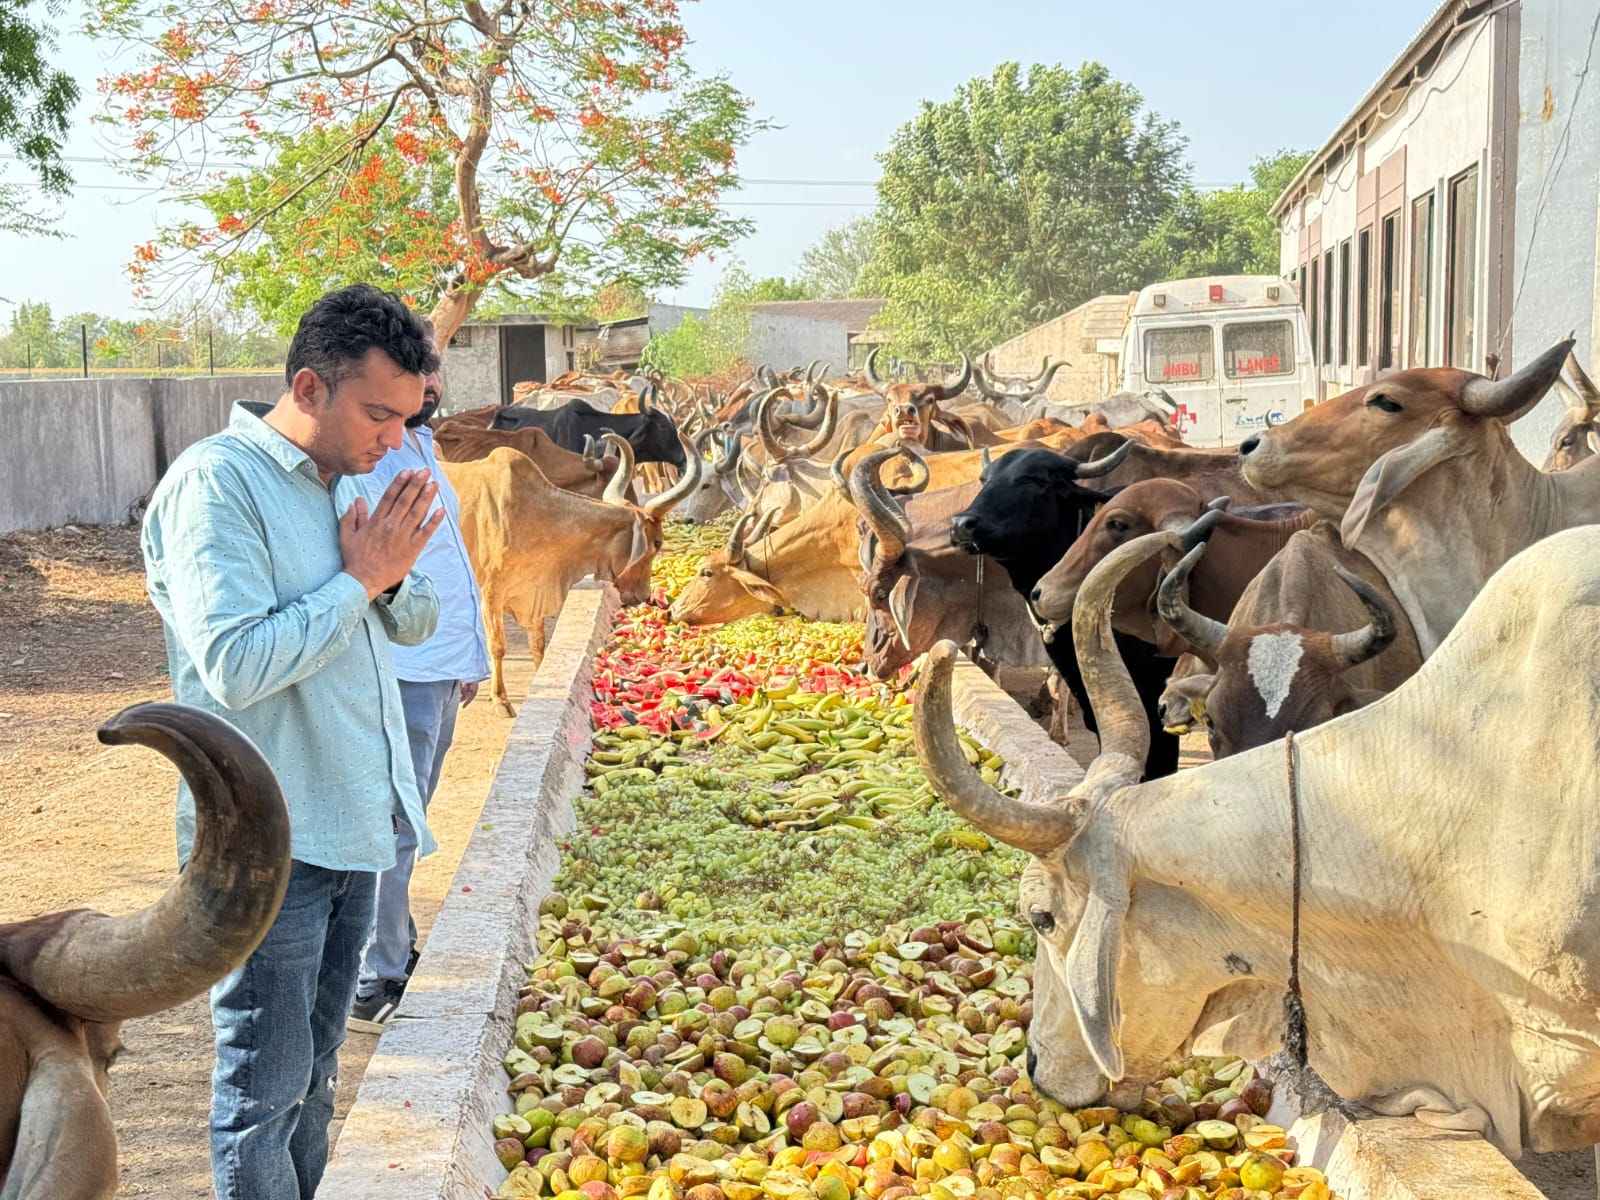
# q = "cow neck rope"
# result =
<box><xmin>1284</xmin><ymin>729</ymin><xmax>1309</xmax><ymax>1070</ymax></box>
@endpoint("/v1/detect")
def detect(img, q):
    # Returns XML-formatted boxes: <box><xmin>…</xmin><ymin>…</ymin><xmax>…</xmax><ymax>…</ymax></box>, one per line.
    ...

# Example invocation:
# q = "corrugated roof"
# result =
<box><xmin>752</xmin><ymin>299</ymin><xmax>886</xmax><ymax>330</ymax></box>
<box><xmin>1270</xmin><ymin>0</ymin><xmax>1486</xmax><ymax>218</ymax></box>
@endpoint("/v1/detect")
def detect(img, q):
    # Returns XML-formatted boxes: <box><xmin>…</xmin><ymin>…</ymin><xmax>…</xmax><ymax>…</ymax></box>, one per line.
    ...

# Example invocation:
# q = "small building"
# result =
<box><xmin>982</xmin><ymin>293</ymin><xmax>1138</xmax><ymax>404</ymax></box>
<box><xmin>1272</xmin><ymin>0</ymin><xmax>1600</xmax><ymax>456</ymax></box>
<box><xmin>749</xmin><ymin>299</ymin><xmax>886</xmax><ymax>373</ymax></box>
<box><xmin>441</xmin><ymin>314</ymin><xmax>601</xmax><ymax>410</ymax></box>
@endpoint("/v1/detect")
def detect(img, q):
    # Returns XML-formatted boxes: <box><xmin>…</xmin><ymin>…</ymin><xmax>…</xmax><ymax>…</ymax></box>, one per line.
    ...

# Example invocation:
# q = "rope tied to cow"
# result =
<box><xmin>1283</xmin><ymin>728</ymin><xmax>1310</xmax><ymax>1071</ymax></box>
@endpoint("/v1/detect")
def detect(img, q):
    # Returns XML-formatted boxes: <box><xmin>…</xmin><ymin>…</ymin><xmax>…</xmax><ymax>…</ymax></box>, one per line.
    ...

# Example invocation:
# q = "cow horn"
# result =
<box><xmin>1154</xmin><ymin>544</ymin><xmax>1228</xmax><ymax>660</ymax></box>
<box><xmin>864</xmin><ymin>346</ymin><xmax>887</xmax><ymax>390</ymax></box>
<box><xmin>848</xmin><ymin>447</ymin><xmax>913</xmax><ymax>563</ymax></box>
<box><xmin>804</xmin><ymin>359</ymin><xmax>824</xmax><ymax>386</ymax></box>
<box><xmin>973</xmin><ymin>354</ymin><xmax>1007</xmax><ymax>402</ymax></box>
<box><xmin>601</xmin><ymin>431</ymin><xmax>636</xmax><ymax>505</ymax></box>
<box><xmin>1566</xmin><ymin>349</ymin><xmax>1600</xmax><ymax>414</ymax></box>
<box><xmin>914</xmin><ymin>641</ymin><xmax>1084</xmax><ymax>854</ymax></box>
<box><xmin>784</xmin><ymin>377</ymin><xmax>833</xmax><ymax>430</ymax></box>
<box><xmin>0</xmin><ymin>702</ymin><xmax>291</xmax><ymax>1022</ymax></box>
<box><xmin>790</xmin><ymin>386</ymin><xmax>839</xmax><ymax>455</ymax></box>
<box><xmin>830</xmin><ymin>449</ymin><xmax>851</xmax><ymax>495</ymax></box>
<box><xmin>1459</xmin><ymin>338</ymin><xmax>1574</xmax><ymax>419</ymax></box>
<box><xmin>754</xmin><ymin>387</ymin><xmax>795</xmax><ymax>463</ymax></box>
<box><xmin>725</xmin><ymin>510</ymin><xmax>756</xmax><ymax>559</ymax></box>
<box><xmin>980</xmin><ymin>446</ymin><xmax>993</xmax><ymax>476</ymax></box>
<box><xmin>644</xmin><ymin>430</ymin><xmax>704</xmax><ymax>519</ymax></box>
<box><xmin>748</xmin><ymin>506</ymin><xmax>779</xmax><ymax>546</ymax></box>
<box><xmin>582</xmin><ymin>433</ymin><xmax>607</xmax><ymax>472</ymax></box>
<box><xmin>1263</xmin><ymin>410</ymin><xmax>1279</xmax><ymax>429</ymax></box>
<box><xmin>1071</xmin><ymin>439</ymin><xmax>1133</xmax><ymax>479</ymax></box>
<box><xmin>1327</xmin><ymin>567</ymin><xmax>1398</xmax><ymax>669</ymax></box>
<box><xmin>939</xmin><ymin>353</ymin><xmax>972</xmax><ymax>400</ymax></box>
<box><xmin>1028</xmin><ymin>357</ymin><xmax>1066</xmax><ymax>395</ymax></box>
<box><xmin>887</xmin><ymin>448</ymin><xmax>931</xmax><ymax>497</ymax></box>
<box><xmin>715</xmin><ymin>430</ymin><xmax>742</xmax><ymax>476</ymax></box>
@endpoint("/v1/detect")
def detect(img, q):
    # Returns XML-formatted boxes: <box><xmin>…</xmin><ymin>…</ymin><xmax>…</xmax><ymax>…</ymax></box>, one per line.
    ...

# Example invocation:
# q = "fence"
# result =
<box><xmin>0</xmin><ymin>374</ymin><xmax>284</xmax><ymax>535</ymax></box>
<box><xmin>0</xmin><ymin>323</ymin><xmax>287</xmax><ymax>382</ymax></box>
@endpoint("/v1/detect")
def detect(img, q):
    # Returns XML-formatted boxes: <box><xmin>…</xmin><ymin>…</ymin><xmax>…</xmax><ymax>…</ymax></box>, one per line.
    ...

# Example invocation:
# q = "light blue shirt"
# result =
<box><xmin>142</xmin><ymin>401</ymin><xmax>440</xmax><ymax>872</ymax></box>
<box><xmin>363</xmin><ymin>425</ymin><xmax>489</xmax><ymax>685</ymax></box>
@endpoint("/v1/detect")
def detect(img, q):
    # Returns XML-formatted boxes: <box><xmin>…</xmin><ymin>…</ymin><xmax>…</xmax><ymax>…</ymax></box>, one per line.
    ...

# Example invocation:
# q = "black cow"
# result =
<box><xmin>949</xmin><ymin>442</ymin><xmax>1186</xmax><ymax>781</ymax></box>
<box><xmin>491</xmin><ymin>397</ymin><xmax>687</xmax><ymax>469</ymax></box>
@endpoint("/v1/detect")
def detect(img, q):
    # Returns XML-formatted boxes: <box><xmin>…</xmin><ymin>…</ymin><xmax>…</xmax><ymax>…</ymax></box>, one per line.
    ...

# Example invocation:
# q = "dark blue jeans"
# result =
<box><xmin>209</xmin><ymin>859</ymin><xmax>376</xmax><ymax>1200</ymax></box>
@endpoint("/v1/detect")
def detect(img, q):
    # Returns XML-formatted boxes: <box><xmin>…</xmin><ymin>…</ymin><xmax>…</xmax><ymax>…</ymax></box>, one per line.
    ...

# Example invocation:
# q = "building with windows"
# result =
<box><xmin>1272</xmin><ymin>0</ymin><xmax>1599</xmax><ymax>458</ymax></box>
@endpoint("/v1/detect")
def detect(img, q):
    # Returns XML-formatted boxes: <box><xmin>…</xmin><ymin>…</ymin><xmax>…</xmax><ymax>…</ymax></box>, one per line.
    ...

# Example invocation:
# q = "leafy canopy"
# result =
<box><xmin>798</xmin><ymin>215</ymin><xmax>876</xmax><ymax>300</ymax></box>
<box><xmin>0</xmin><ymin>0</ymin><xmax>78</xmax><ymax>234</ymax></box>
<box><xmin>1144</xmin><ymin>149</ymin><xmax>1312</xmax><ymax>278</ymax></box>
<box><xmin>640</xmin><ymin>263</ymin><xmax>803</xmax><ymax>377</ymax></box>
<box><xmin>91</xmin><ymin>0</ymin><xmax>765</xmax><ymax>341</ymax></box>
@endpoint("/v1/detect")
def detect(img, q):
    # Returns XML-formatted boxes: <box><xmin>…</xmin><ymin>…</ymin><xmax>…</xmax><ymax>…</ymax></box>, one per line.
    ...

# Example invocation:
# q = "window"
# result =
<box><xmin>1380</xmin><ymin>212</ymin><xmax>1401</xmax><ymax>369</ymax></box>
<box><xmin>1408</xmin><ymin>192</ymin><xmax>1435</xmax><ymax>366</ymax></box>
<box><xmin>1223</xmin><ymin>321</ymin><xmax>1295</xmax><ymax>378</ymax></box>
<box><xmin>566</xmin><ymin>350</ymin><xmax>576</xmax><ymax>370</ymax></box>
<box><xmin>1144</xmin><ymin>326</ymin><xmax>1214</xmax><ymax>382</ymax></box>
<box><xmin>1308</xmin><ymin>258</ymin><xmax>1320</xmax><ymax>364</ymax></box>
<box><xmin>1356</xmin><ymin>228</ymin><xmax>1373</xmax><ymax>367</ymax></box>
<box><xmin>1322</xmin><ymin>248</ymin><xmax>1335</xmax><ymax>366</ymax></box>
<box><xmin>1445</xmin><ymin>166</ymin><xmax>1479</xmax><ymax>369</ymax></box>
<box><xmin>1338</xmin><ymin>240</ymin><xmax>1352</xmax><ymax>367</ymax></box>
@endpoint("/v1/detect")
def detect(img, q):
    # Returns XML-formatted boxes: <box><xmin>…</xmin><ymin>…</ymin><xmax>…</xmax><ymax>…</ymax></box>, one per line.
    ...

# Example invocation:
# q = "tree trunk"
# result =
<box><xmin>428</xmin><ymin>287</ymin><xmax>485</xmax><ymax>354</ymax></box>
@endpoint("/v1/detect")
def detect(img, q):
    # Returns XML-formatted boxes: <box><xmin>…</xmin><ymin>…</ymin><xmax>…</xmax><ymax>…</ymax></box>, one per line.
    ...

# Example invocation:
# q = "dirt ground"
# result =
<box><xmin>0</xmin><ymin>523</ymin><xmax>532</xmax><ymax>1198</ymax></box>
<box><xmin>1</xmin><ymin>523</ymin><xmax>1592</xmax><ymax>1199</ymax></box>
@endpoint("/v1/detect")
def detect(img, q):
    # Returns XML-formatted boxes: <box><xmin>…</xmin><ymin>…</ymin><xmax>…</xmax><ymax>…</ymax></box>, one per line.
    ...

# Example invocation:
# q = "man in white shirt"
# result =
<box><xmin>349</xmin><ymin>337</ymin><xmax>490</xmax><ymax>1032</ymax></box>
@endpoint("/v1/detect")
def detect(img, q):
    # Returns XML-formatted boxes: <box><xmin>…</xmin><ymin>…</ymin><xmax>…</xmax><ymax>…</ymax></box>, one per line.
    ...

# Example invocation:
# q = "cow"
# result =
<box><xmin>1545</xmin><ymin>344</ymin><xmax>1600</xmax><ymax>471</ymax></box>
<box><xmin>848</xmin><ymin>448</ymin><xmax>1050</xmax><ymax>693</ymax></box>
<box><xmin>947</xmin><ymin>442</ymin><xmax>1202</xmax><ymax>780</ymax></box>
<box><xmin>489</xmin><ymin>390</ymin><xmax>687</xmax><ymax>470</ymax></box>
<box><xmin>1237</xmin><ymin>339</ymin><xmax>1597</xmax><ymax>656</ymax></box>
<box><xmin>973</xmin><ymin>354</ymin><xmax>1067</xmax><ymax>422</ymax></box>
<box><xmin>1028</xmin><ymin>478</ymin><xmax>1318</xmax><ymax>653</ymax></box>
<box><xmin>1</xmin><ymin>702</ymin><xmax>290</xmax><ymax>1200</ymax></box>
<box><xmin>446</xmin><ymin>432</ymin><xmax>702</xmax><ymax>714</ymax></box>
<box><xmin>1154</xmin><ymin>537</ymin><xmax>1401</xmax><ymax>757</ymax></box>
<box><xmin>1064</xmin><ymin>431</ymin><xmax>1262</xmax><ymax>506</ymax></box>
<box><xmin>431</xmin><ymin>421</ymin><xmax>624</xmax><ymax>500</ymax></box>
<box><xmin>915</xmin><ymin>522</ymin><xmax>1600</xmax><ymax>1159</ymax></box>
<box><xmin>673</xmin><ymin>427</ymin><xmax>748</xmax><ymax>525</ymax></box>
<box><xmin>863</xmin><ymin>348</ymin><xmax>1004</xmax><ymax>451</ymax></box>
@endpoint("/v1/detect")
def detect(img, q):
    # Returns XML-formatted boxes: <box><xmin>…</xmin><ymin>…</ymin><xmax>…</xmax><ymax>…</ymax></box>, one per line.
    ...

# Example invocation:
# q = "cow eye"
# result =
<box><xmin>1105</xmin><ymin>518</ymin><xmax>1128</xmax><ymax>534</ymax></box>
<box><xmin>1560</xmin><ymin>435</ymin><xmax>1575</xmax><ymax>449</ymax></box>
<box><xmin>1028</xmin><ymin>907</ymin><xmax>1056</xmax><ymax>934</ymax></box>
<box><xmin>699</xmin><ymin>568</ymin><xmax>713</xmax><ymax>578</ymax></box>
<box><xmin>1366</xmin><ymin>393</ymin><xmax>1403</xmax><ymax>414</ymax></box>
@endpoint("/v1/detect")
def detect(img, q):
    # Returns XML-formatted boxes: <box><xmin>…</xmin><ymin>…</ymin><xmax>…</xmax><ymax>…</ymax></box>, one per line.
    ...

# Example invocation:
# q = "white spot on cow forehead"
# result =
<box><xmin>1247</xmin><ymin>632</ymin><xmax>1305</xmax><ymax>719</ymax></box>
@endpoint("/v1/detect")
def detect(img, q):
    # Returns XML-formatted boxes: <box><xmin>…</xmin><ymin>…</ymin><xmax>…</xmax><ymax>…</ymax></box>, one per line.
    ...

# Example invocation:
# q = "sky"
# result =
<box><xmin>0</xmin><ymin>0</ymin><xmax>1438</xmax><ymax>322</ymax></box>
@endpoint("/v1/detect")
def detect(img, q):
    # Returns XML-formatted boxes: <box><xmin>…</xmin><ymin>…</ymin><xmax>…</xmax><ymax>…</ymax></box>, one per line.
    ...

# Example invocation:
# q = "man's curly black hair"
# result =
<box><xmin>285</xmin><ymin>284</ymin><xmax>440</xmax><ymax>394</ymax></box>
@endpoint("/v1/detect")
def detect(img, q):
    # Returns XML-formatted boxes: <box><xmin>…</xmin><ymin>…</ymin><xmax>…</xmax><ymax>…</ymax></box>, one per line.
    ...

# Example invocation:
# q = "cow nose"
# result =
<box><xmin>1030</xmin><ymin>585</ymin><xmax>1043</xmax><ymax>604</ymax></box>
<box><xmin>1239</xmin><ymin>433</ymin><xmax>1262</xmax><ymax>456</ymax></box>
<box><xmin>952</xmin><ymin>515</ymin><xmax>974</xmax><ymax>539</ymax></box>
<box><xmin>1026</xmin><ymin>1046</ymin><xmax>1038</xmax><ymax>1079</ymax></box>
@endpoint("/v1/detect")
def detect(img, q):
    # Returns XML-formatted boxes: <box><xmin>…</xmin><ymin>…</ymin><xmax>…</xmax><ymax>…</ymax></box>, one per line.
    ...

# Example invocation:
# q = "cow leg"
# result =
<box><xmin>482</xmin><ymin>591</ymin><xmax>514</xmax><ymax>719</ymax></box>
<box><xmin>3</xmin><ymin>1047</ymin><xmax>119</xmax><ymax>1200</ymax></box>
<box><xmin>512</xmin><ymin>601</ymin><xmax>548</xmax><ymax>673</ymax></box>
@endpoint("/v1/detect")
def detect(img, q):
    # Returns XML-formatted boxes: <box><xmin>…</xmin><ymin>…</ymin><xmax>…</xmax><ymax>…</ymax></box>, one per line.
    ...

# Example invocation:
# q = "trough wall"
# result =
<box><xmin>0</xmin><ymin>374</ymin><xmax>283</xmax><ymax>535</ymax></box>
<box><xmin>316</xmin><ymin>583</ymin><xmax>619</xmax><ymax>1200</ymax></box>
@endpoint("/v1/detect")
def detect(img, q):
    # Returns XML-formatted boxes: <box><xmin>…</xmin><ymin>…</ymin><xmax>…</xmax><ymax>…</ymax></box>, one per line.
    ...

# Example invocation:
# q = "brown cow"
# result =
<box><xmin>1</xmin><ymin>703</ymin><xmax>290</xmax><ymax>1200</ymax></box>
<box><xmin>1155</xmin><ymin>536</ymin><xmax>1401</xmax><ymax>758</ymax></box>
<box><xmin>445</xmin><ymin>433</ymin><xmax>702</xmax><ymax>715</ymax></box>
<box><xmin>1545</xmin><ymin>344</ymin><xmax>1600</xmax><ymax>471</ymax></box>
<box><xmin>431</xmin><ymin>421</ymin><xmax>623</xmax><ymax>500</ymax></box>
<box><xmin>863</xmin><ymin>348</ymin><xmax>1002</xmax><ymax>451</ymax></box>
<box><xmin>1029</xmin><ymin>478</ymin><xmax>1318</xmax><ymax>653</ymax></box>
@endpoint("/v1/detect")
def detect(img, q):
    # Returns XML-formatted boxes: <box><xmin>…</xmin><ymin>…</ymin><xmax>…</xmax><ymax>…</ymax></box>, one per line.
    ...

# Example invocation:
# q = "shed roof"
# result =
<box><xmin>752</xmin><ymin>299</ymin><xmax>886</xmax><ymax>330</ymax></box>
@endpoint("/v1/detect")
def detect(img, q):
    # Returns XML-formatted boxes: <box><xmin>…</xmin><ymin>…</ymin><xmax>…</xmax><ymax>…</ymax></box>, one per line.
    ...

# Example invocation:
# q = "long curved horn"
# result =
<box><xmin>804</xmin><ymin>359</ymin><xmax>823</xmax><ymax>386</ymax></box>
<box><xmin>914</xmin><ymin>641</ymin><xmax>1083</xmax><ymax>854</ymax></box>
<box><xmin>886</xmin><ymin>446</ymin><xmax>932</xmax><ymax>497</ymax></box>
<box><xmin>973</xmin><ymin>354</ymin><xmax>1007</xmax><ymax>402</ymax></box>
<box><xmin>848</xmin><ymin>447</ymin><xmax>913</xmax><ymax>562</ymax></box>
<box><xmin>1567</xmin><ymin>349</ymin><xmax>1600</xmax><ymax>414</ymax></box>
<box><xmin>1071</xmin><ymin>439</ymin><xmax>1133</xmax><ymax>479</ymax></box>
<box><xmin>784</xmin><ymin>377</ymin><xmax>833</xmax><ymax>430</ymax></box>
<box><xmin>1075</xmin><ymin>533</ymin><xmax>1184</xmax><ymax>777</ymax></box>
<box><xmin>864</xmin><ymin>346</ymin><xmax>887</xmax><ymax>390</ymax></box>
<box><xmin>644</xmin><ymin>430</ymin><xmax>704</xmax><ymax>519</ymax></box>
<box><xmin>757</xmin><ymin>364</ymin><xmax>778</xmax><ymax>389</ymax></box>
<box><xmin>1459</xmin><ymin>338</ymin><xmax>1574</xmax><ymax>419</ymax></box>
<box><xmin>1327</xmin><ymin>567</ymin><xmax>1398</xmax><ymax>669</ymax></box>
<box><xmin>715</xmin><ymin>431</ymin><xmax>742</xmax><ymax>476</ymax></box>
<box><xmin>754</xmin><ymin>387</ymin><xmax>795</xmax><ymax>463</ymax></box>
<box><xmin>830</xmin><ymin>448</ymin><xmax>851</xmax><ymax>495</ymax></box>
<box><xmin>938</xmin><ymin>353</ymin><xmax>972</xmax><ymax>400</ymax></box>
<box><xmin>0</xmin><ymin>703</ymin><xmax>291</xmax><ymax>1021</ymax></box>
<box><xmin>725</xmin><ymin>510</ymin><xmax>757</xmax><ymax>560</ymax></box>
<box><xmin>601</xmin><ymin>431</ymin><xmax>636</xmax><ymax>505</ymax></box>
<box><xmin>789</xmin><ymin>386</ymin><xmax>839</xmax><ymax>456</ymax></box>
<box><xmin>1263</xmin><ymin>410</ymin><xmax>1279</xmax><ymax>429</ymax></box>
<box><xmin>582</xmin><ymin>433</ymin><xmax>606</xmax><ymax>472</ymax></box>
<box><xmin>748</xmin><ymin>506</ymin><xmax>779</xmax><ymax>546</ymax></box>
<box><xmin>1154</xmin><ymin>544</ymin><xmax>1228</xmax><ymax>660</ymax></box>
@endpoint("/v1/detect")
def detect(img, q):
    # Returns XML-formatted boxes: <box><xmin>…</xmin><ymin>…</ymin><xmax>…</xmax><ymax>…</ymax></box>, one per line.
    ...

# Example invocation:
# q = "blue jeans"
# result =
<box><xmin>358</xmin><ymin>678</ymin><xmax>460</xmax><ymax>990</ymax></box>
<box><xmin>209</xmin><ymin>860</ymin><xmax>376</xmax><ymax>1200</ymax></box>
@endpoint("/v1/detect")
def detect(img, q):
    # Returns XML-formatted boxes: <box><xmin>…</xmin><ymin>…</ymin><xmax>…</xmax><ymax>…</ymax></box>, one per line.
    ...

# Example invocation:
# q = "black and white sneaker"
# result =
<box><xmin>347</xmin><ymin>979</ymin><xmax>406</xmax><ymax>1034</ymax></box>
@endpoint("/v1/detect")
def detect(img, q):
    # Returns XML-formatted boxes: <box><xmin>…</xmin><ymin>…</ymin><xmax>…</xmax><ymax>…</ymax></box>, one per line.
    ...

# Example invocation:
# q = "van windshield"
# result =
<box><xmin>1222</xmin><ymin>320</ymin><xmax>1294</xmax><ymax>378</ymax></box>
<box><xmin>1144</xmin><ymin>326</ymin><xmax>1214</xmax><ymax>383</ymax></box>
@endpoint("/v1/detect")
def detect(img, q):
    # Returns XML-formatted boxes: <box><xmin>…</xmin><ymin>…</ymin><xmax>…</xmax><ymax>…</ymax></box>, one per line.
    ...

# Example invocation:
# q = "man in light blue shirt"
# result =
<box><xmin>350</xmin><ymin>339</ymin><xmax>490</xmax><ymax>1030</ymax></box>
<box><xmin>142</xmin><ymin>284</ymin><xmax>444</xmax><ymax>1200</ymax></box>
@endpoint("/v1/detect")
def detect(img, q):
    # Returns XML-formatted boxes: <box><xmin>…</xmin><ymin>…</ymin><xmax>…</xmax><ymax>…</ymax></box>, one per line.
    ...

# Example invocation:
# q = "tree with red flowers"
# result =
<box><xmin>91</xmin><ymin>0</ymin><xmax>762</xmax><ymax>341</ymax></box>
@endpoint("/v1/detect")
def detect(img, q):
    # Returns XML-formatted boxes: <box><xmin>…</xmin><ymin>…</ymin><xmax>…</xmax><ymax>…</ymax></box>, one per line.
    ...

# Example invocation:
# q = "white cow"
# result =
<box><xmin>914</xmin><ymin>524</ymin><xmax>1600</xmax><ymax>1158</ymax></box>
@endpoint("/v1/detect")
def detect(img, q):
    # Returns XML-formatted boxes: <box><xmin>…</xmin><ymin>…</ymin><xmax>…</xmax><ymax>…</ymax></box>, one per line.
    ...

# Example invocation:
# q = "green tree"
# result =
<box><xmin>798</xmin><ymin>216</ymin><xmax>877</xmax><ymax>299</ymax></box>
<box><xmin>1143</xmin><ymin>149</ymin><xmax>1312</xmax><ymax>278</ymax></box>
<box><xmin>93</xmin><ymin>0</ymin><xmax>766</xmax><ymax>344</ymax></box>
<box><xmin>639</xmin><ymin>264</ymin><xmax>766</xmax><ymax>377</ymax></box>
<box><xmin>864</xmin><ymin>61</ymin><xmax>1189</xmax><ymax>359</ymax></box>
<box><xmin>743</xmin><ymin>276</ymin><xmax>811</xmax><ymax>302</ymax></box>
<box><xmin>0</xmin><ymin>0</ymin><xmax>78</xmax><ymax>234</ymax></box>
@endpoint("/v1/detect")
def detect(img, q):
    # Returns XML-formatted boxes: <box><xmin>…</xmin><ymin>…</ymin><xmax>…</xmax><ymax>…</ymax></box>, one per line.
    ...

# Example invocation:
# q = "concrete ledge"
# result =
<box><xmin>941</xmin><ymin>648</ymin><xmax>1552</xmax><ymax>1200</ymax></box>
<box><xmin>317</xmin><ymin>582</ymin><xmax>619</xmax><ymax>1200</ymax></box>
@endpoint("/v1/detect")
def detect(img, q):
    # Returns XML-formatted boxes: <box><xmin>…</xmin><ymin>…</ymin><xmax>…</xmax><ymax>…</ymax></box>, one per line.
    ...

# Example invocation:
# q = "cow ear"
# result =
<box><xmin>1065</xmin><ymin>887</ymin><xmax>1129</xmax><ymax>1082</ymax></box>
<box><xmin>626</xmin><ymin>518</ymin><xmax>650</xmax><ymax>569</ymax></box>
<box><xmin>938</xmin><ymin>414</ymin><xmax>978</xmax><ymax>449</ymax></box>
<box><xmin>1341</xmin><ymin>425</ymin><xmax>1473</xmax><ymax>548</ymax></box>
<box><xmin>887</xmin><ymin>574</ymin><xmax>919</xmax><ymax>650</ymax></box>
<box><xmin>735</xmin><ymin>570</ymin><xmax>787</xmax><ymax>613</ymax></box>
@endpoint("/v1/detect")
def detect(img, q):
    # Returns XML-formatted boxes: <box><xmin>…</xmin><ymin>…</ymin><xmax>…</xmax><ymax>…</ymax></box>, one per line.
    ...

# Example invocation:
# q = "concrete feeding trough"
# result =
<box><xmin>943</xmin><ymin>648</ymin><xmax>1551</xmax><ymax>1200</ymax></box>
